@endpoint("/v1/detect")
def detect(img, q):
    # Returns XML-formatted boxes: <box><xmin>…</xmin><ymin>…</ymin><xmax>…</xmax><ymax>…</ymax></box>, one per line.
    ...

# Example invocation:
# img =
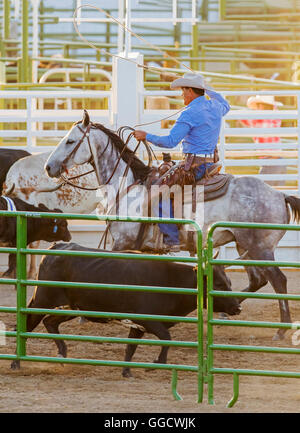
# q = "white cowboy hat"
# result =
<box><xmin>170</xmin><ymin>73</ymin><xmax>211</xmax><ymax>90</ymax></box>
<box><xmin>247</xmin><ymin>95</ymin><xmax>283</xmax><ymax>109</ymax></box>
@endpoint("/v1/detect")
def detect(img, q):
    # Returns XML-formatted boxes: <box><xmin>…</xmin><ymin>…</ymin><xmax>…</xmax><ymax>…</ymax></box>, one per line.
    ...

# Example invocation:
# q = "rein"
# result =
<box><xmin>53</xmin><ymin>120</ymin><xmax>154</xmax><ymax>249</ymax></box>
<box><xmin>59</xmin><ymin>122</ymin><xmax>153</xmax><ymax>192</ymax></box>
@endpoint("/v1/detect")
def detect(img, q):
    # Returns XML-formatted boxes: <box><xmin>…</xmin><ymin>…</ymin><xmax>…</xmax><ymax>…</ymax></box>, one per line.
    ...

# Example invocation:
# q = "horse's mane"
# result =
<box><xmin>77</xmin><ymin>121</ymin><xmax>151</xmax><ymax>182</ymax></box>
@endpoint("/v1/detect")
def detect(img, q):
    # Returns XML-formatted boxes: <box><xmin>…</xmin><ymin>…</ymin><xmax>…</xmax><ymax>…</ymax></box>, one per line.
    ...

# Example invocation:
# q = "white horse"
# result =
<box><xmin>3</xmin><ymin>151</ymin><xmax>101</xmax><ymax>213</ymax></box>
<box><xmin>44</xmin><ymin>110</ymin><xmax>300</xmax><ymax>339</ymax></box>
<box><xmin>3</xmin><ymin>151</ymin><xmax>104</xmax><ymax>277</ymax></box>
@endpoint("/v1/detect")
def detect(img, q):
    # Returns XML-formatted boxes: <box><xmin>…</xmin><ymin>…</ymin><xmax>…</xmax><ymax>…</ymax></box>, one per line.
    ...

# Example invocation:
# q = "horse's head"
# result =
<box><xmin>45</xmin><ymin>111</ymin><xmax>151</xmax><ymax>186</ymax></box>
<box><xmin>45</xmin><ymin>110</ymin><xmax>92</xmax><ymax>178</ymax></box>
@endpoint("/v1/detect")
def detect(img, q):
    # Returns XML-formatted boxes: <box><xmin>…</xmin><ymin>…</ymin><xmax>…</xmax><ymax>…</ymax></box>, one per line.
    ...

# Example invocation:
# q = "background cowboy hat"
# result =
<box><xmin>247</xmin><ymin>95</ymin><xmax>283</xmax><ymax>109</ymax></box>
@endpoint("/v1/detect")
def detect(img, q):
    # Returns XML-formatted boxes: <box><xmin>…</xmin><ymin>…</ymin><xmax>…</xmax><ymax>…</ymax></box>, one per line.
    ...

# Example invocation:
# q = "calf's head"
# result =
<box><xmin>206</xmin><ymin>265</ymin><xmax>241</xmax><ymax>316</ymax></box>
<box><xmin>38</xmin><ymin>204</ymin><xmax>71</xmax><ymax>242</ymax></box>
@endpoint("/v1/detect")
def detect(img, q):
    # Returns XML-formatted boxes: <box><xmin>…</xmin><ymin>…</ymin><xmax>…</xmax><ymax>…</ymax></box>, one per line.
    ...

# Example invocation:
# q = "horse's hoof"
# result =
<box><xmin>122</xmin><ymin>369</ymin><xmax>133</xmax><ymax>378</ymax></box>
<box><xmin>56</xmin><ymin>354</ymin><xmax>65</xmax><ymax>366</ymax></box>
<box><xmin>145</xmin><ymin>359</ymin><xmax>160</xmax><ymax>372</ymax></box>
<box><xmin>11</xmin><ymin>360</ymin><xmax>20</xmax><ymax>370</ymax></box>
<box><xmin>1</xmin><ymin>269</ymin><xmax>16</xmax><ymax>279</ymax></box>
<box><xmin>272</xmin><ymin>332</ymin><xmax>285</xmax><ymax>341</ymax></box>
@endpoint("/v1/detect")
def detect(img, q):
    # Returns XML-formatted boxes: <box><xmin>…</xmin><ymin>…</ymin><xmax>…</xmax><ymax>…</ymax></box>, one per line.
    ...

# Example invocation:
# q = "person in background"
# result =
<box><xmin>240</xmin><ymin>95</ymin><xmax>286</xmax><ymax>187</ymax></box>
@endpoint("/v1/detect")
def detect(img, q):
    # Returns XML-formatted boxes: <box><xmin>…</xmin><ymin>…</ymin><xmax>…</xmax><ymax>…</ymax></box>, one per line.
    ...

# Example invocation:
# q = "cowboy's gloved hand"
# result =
<box><xmin>133</xmin><ymin>130</ymin><xmax>147</xmax><ymax>141</ymax></box>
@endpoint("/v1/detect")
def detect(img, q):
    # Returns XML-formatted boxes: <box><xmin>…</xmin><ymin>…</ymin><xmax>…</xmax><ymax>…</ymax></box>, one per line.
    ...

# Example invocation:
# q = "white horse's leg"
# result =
<box><xmin>235</xmin><ymin>245</ymin><xmax>268</xmax><ymax>300</ymax></box>
<box><xmin>28</xmin><ymin>241</ymin><xmax>39</xmax><ymax>279</ymax></box>
<box><xmin>238</xmin><ymin>244</ymin><xmax>290</xmax><ymax>340</ymax></box>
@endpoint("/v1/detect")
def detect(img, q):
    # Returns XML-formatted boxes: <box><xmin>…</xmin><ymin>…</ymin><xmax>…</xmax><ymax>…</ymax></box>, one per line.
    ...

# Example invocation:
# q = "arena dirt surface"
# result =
<box><xmin>0</xmin><ymin>270</ymin><xmax>300</xmax><ymax>413</ymax></box>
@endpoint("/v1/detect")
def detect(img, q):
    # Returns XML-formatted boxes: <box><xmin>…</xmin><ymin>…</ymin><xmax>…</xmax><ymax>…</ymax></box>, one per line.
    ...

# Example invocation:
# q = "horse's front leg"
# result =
<box><xmin>28</xmin><ymin>241</ymin><xmax>39</xmax><ymax>279</ymax></box>
<box><xmin>235</xmin><ymin>246</ymin><xmax>268</xmax><ymax>300</ymax></box>
<box><xmin>240</xmin><ymin>266</ymin><xmax>268</xmax><ymax>300</ymax></box>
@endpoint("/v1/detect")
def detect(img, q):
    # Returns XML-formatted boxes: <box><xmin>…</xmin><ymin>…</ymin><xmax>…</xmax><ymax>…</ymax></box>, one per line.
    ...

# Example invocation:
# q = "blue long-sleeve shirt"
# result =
<box><xmin>146</xmin><ymin>89</ymin><xmax>230</xmax><ymax>154</ymax></box>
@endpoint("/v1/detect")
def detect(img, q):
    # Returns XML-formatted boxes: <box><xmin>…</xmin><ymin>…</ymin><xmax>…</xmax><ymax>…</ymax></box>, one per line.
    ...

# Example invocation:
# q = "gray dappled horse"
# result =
<box><xmin>45</xmin><ymin>110</ymin><xmax>300</xmax><ymax>340</ymax></box>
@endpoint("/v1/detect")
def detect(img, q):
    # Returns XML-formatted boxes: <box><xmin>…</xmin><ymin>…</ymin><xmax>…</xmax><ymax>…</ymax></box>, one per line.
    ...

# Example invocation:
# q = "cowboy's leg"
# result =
<box><xmin>194</xmin><ymin>162</ymin><xmax>213</xmax><ymax>181</ymax></box>
<box><xmin>157</xmin><ymin>162</ymin><xmax>215</xmax><ymax>246</ymax></box>
<box><xmin>158</xmin><ymin>198</ymin><xmax>179</xmax><ymax>246</ymax></box>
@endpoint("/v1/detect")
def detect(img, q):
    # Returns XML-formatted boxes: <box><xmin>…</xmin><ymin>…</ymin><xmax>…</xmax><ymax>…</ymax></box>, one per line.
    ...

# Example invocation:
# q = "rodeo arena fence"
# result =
<box><xmin>1</xmin><ymin>77</ymin><xmax>300</xmax><ymax>260</ymax></box>
<box><xmin>0</xmin><ymin>212</ymin><xmax>300</xmax><ymax>407</ymax></box>
<box><xmin>1</xmin><ymin>56</ymin><xmax>300</xmax><ymax>404</ymax></box>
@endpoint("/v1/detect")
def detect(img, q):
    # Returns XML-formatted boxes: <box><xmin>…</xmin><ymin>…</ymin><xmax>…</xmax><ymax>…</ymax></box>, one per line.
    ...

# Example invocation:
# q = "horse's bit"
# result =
<box><xmin>59</xmin><ymin>123</ymin><xmax>143</xmax><ymax>191</ymax></box>
<box><xmin>58</xmin><ymin>123</ymin><xmax>110</xmax><ymax>191</ymax></box>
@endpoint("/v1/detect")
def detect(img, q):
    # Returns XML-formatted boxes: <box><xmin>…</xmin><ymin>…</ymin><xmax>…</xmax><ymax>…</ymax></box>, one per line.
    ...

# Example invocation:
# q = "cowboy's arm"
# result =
<box><xmin>206</xmin><ymin>89</ymin><xmax>230</xmax><ymax>116</ymax></box>
<box><xmin>145</xmin><ymin>120</ymin><xmax>191</xmax><ymax>149</ymax></box>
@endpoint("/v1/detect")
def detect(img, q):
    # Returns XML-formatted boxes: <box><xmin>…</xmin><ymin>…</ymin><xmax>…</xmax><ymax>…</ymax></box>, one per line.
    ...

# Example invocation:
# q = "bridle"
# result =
<box><xmin>57</xmin><ymin>122</ymin><xmax>153</xmax><ymax>191</ymax></box>
<box><xmin>57</xmin><ymin>123</ymin><xmax>110</xmax><ymax>191</ymax></box>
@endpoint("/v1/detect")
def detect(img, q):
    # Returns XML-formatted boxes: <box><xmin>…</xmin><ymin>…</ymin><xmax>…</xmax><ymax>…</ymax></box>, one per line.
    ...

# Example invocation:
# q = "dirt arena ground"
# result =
<box><xmin>0</xmin><ymin>270</ymin><xmax>299</xmax><ymax>413</ymax></box>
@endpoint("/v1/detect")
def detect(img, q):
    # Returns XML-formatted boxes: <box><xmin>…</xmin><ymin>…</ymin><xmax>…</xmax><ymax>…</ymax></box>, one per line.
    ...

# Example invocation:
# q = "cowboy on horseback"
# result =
<box><xmin>133</xmin><ymin>73</ymin><xmax>230</xmax><ymax>252</ymax></box>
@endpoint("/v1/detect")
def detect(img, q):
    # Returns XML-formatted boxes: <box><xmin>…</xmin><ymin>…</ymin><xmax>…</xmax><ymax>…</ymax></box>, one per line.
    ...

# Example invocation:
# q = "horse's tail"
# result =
<box><xmin>285</xmin><ymin>195</ymin><xmax>300</xmax><ymax>223</ymax></box>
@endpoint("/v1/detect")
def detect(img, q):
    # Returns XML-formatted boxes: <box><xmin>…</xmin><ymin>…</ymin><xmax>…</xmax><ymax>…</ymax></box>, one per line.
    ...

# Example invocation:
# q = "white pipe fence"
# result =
<box><xmin>1</xmin><ymin>86</ymin><xmax>300</xmax><ymax>259</ymax></box>
<box><xmin>0</xmin><ymin>88</ymin><xmax>299</xmax><ymax>191</ymax></box>
<box><xmin>0</xmin><ymin>90</ymin><xmax>111</xmax><ymax>152</ymax></box>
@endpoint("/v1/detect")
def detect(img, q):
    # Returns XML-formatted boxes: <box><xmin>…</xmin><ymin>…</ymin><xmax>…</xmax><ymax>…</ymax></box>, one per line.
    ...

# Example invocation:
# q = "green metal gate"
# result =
<box><xmin>1</xmin><ymin>212</ymin><xmax>300</xmax><ymax>406</ymax></box>
<box><xmin>0</xmin><ymin>210</ymin><xmax>205</xmax><ymax>402</ymax></box>
<box><xmin>206</xmin><ymin>221</ymin><xmax>300</xmax><ymax>407</ymax></box>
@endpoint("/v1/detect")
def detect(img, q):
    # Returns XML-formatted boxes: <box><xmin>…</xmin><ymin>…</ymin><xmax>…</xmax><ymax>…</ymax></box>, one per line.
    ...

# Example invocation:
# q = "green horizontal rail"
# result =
<box><xmin>20</xmin><ymin>278</ymin><xmax>198</xmax><ymax>295</ymax></box>
<box><xmin>22</xmin><ymin>307</ymin><xmax>198</xmax><ymax>325</ymax></box>
<box><xmin>211</xmin><ymin>344</ymin><xmax>300</xmax><ymax>354</ymax></box>
<box><xmin>0</xmin><ymin>331</ymin><xmax>16</xmax><ymax>338</ymax></box>
<box><xmin>0</xmin><ymin>278</ymin><xmax>17</xmax><ymax>285</ymax></box>
<box><xmin>210</xmin><ymin>319</ymin><xmax>300</xmax><ymax>329</ymax></box>
<box><xmin>7</xmin><ymin>354</ymin><xmax>199</xmax><ymax>373</ymax></box>
<box><xmin>18</xmin><ymin>248</ymin><xmax>197</xmax><ymax>263</ymax></box>
<box><xmin>211</xmin><ymin>259</ymin><xmax>300</xmax><ymax>268</ymax></box>
<box><xmin>0</xmin><ymin>306</ymin><xmax>16</xmax><ymax>313</ymax></box>
<box><xmin>21</xmin><ymin>331</ymin><xmax>198</xmax><ymax>349</ymax></box>
<box><xmin>208</xmin><ymin>319</ymin><xmax>295</xmax><ymax>329</ymax></box>
<box><xmin>211</xmin><ymin>368</ymin><xmax>300</xmax><ymax>379</ymax></box>
<box><xmin>210</xmin><ymin>291</ymin><xmax>300</xmax><ymax>301</ymax></box>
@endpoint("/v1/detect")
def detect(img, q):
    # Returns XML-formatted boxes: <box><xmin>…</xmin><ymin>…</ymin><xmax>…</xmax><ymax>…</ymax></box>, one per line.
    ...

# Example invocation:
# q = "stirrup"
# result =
<box><xmin>205</xmin><ymin>163</ymin><xmax>222</xmax><ymax>178</ymax></box>
<box><xmin>164</xmin><ymin>244</ymin><xmax>181</xmax><ymax>253</ymax></box>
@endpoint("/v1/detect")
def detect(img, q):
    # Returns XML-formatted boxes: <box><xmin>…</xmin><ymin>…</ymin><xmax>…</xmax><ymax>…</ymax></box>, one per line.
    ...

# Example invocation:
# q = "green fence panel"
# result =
<box><xmin>0</xmin><ymin>211</ymin><xmax>204</xmax><ymax>402</ymax></box>
<box><xmin>206</xmin><ymin>221</ymin><xmax>300</xmax><ymax>407</ymax></box>
<box><xmin>2</xmin><ymin>212</ymin><xmax>299</xmax><ymax>405</ymax></box>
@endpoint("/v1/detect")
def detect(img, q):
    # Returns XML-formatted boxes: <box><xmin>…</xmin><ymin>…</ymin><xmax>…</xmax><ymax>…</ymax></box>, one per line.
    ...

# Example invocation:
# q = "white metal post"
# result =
<box><xmin>124</xmin><ymin>0</ymin><xmax>132</xmax><ymax>57</ymax></box>
<box><xmin>31</xmin><ymin>0</ymin><xmax>40</xmax><ymax>83</ymax></box>
<box><xmin>26</xmin><ymin>95</ymin><xmax>32</xmax><ymax>148</ymax></box>
<box><xmin>192</xmin><ymin>0</ymin><xmax>197</xmax><ymax>24</ymax></box>
<box><xmin>172</xmin><ymin>0</ymin><xmax>178</xmax><ymax>26</ymax></box>
<box><xmin>76</xmin><ymin>0</ymin><xmax>81</xmax><ymax>24</ymax></box>
<box><xmin>30</xmin><ymin>0</ymin><xmax>40</xmax><ymax>146</ymax></box>
<box><xmin>297</xmin><ymin>93</ymin><xmax>300</xmax><ymax>197</ymax></box>
<box><xmin>112</xmin><ymin>52</ymin><xmax>143</xmax><ymax>129</ymax></box>
<box><xmin>118</xmin><ymin>0</ymin><xmax>125</xmax><ymax>53</ymax></box>
<box><xmin>14</xmin><ymin>0</ymin><xmax>20</xmax><ymax>18</ymax></box>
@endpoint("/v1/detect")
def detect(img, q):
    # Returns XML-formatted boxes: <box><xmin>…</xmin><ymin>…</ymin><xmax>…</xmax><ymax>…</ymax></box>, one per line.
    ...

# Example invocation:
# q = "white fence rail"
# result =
<box><xmin>1</xmin><ymin>87</ymin><xmax>300</xmax><ymax>259</ymax></box>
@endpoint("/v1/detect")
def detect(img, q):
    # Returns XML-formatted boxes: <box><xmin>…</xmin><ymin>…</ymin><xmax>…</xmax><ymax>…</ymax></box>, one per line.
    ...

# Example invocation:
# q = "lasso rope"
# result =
<box><xmin>72</xmin><ymin>4</ymin><xmax>198</xmax><ymax>127</ymax></box>
<box><xmin>72</xmin><ymin>4</ymin><xmax>195</xmax><ymax>77</ymax></box>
